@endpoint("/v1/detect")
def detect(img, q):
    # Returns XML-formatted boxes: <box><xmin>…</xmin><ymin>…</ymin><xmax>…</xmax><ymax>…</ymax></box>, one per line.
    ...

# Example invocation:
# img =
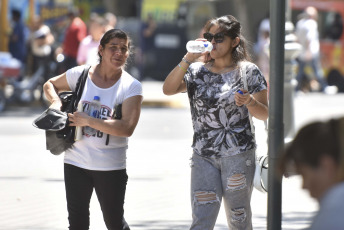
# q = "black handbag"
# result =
<box><xmin>33</xmin><ymin>65</ymin><xmax>91</xmax><ymax>155</ymax></box>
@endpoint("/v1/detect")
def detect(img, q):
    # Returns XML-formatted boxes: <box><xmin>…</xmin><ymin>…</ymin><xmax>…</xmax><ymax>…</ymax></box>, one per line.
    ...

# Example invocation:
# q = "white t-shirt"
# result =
<box><xmin>64</xmin><ymin>65</ymin><xmax>142</xmax><ymax>171</ymax></box>
<box><xmin>295</xmin><ymin>18</ymin><xmax>320</xmax><ymax>60</ymax></box>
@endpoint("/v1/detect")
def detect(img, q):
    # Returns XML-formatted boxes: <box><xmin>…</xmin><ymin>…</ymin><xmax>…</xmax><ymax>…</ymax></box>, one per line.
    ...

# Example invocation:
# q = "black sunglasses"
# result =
<box><xmin>203</xmin><ymin>32</ymin><xmax>227</xmax><ymax>43</ymax></box>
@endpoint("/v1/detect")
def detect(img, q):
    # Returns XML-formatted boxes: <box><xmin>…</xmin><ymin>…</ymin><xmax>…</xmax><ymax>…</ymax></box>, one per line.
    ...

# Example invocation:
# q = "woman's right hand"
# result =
<box><xmin>163</xmin><ymin>38</ymin><xmax>210</xmax><ymax>96</ymax></box>
<box><xmin>184</xmin><ymin>52</ymin><xmax>204</xmax><ymax>63</ymax></box>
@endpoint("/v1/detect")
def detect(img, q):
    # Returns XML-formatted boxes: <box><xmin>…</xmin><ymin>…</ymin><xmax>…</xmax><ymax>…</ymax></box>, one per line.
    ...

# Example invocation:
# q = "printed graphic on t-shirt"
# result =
<box><xmin>82</xmin><ymin>101</ymin><xmax>112</xmax><ymax>138</ymax></box>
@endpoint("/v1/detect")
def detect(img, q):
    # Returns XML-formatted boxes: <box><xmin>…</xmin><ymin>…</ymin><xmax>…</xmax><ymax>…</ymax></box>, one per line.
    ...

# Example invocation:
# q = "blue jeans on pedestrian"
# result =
<box><xmin>296</xmin><ymin>56</ymin><xmax>328</xmax><ymax>91</ymax></box>
<box><xmin>190</xmin><ymin>149</ymin><xmax>255</xmax><ymax>230</ymax></box>
<box><xmin>64</xmin><ymin>164</ymin><xmax>130</xmax><ymax>230</ymax></box>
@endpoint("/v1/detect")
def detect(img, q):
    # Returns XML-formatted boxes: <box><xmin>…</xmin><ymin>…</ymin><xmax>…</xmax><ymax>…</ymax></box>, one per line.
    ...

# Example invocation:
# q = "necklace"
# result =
<box><xmin>209</xmin><ymin>62</ymin><xmax>237</xmax><ymax>74</ymax></box>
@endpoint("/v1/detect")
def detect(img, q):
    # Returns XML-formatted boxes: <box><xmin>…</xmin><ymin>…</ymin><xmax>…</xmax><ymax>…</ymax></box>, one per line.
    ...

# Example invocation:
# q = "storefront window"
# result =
<box><xmin>323</xmin><ymin>12</ymin><xmax>343</xmax><ymax>40</ymax></box>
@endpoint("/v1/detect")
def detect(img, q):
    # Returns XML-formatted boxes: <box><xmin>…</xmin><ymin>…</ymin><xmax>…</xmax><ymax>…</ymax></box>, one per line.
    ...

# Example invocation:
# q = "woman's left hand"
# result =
<box><xmin>235</xmin><ymin>89</ymin><xmax>252</xmax><ymax>107</ymax></box>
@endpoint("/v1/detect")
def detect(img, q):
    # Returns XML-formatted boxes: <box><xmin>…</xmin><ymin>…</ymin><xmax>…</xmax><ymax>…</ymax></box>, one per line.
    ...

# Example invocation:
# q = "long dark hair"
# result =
<box><xmin>204</xmin><ymin>15</ymin><xmax>251</xmax><ymax>64</ymax></box>
<box><xmin>98</xmin><ymin>29</ymin><xmax>132</xmax><ymax>64</ymax></box>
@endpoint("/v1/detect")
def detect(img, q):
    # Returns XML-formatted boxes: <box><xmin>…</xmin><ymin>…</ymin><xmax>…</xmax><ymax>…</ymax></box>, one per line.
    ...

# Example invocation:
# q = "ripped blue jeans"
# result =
<box><xmin>190</xmin><ymin>149</ymin><xmax>255</xmax><ymax>230</ymax></box>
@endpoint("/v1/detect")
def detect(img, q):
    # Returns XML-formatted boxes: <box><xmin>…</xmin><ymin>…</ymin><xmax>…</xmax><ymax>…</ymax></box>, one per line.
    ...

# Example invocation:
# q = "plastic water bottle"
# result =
<box><xmin>84</xmin><ymin>96</ymin><xmax>101</xmax><ymax>136</ymax></box>
<box><xmin>186</xmin><ymin>40</ymin><xmax>213</xmax><ymax>53</ymax></box>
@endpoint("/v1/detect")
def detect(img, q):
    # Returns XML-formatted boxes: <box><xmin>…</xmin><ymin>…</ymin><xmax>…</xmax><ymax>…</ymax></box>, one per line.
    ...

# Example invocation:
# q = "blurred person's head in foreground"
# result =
<box><xmin>279</xmin><ymin>117</ymin><xmax>344</xmax><ymax>201</ymax></box>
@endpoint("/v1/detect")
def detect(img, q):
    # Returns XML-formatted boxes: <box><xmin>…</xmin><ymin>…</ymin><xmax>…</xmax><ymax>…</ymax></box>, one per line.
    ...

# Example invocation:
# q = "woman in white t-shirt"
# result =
<box><xmin>43</xmin><ymin>29</ymin><xmax>142</xmax><ymax>230</ymax></box>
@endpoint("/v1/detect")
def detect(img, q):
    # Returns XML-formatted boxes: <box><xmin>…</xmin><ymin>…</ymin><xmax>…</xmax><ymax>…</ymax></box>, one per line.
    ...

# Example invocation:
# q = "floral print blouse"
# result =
<box><xmin>184</xmin><ymin>61</ymin><xmax>267</xmax><ymax>158</ymax></box>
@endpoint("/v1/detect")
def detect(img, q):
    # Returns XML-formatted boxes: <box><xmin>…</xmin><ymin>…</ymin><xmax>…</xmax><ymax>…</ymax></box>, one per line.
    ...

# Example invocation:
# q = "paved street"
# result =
<box><xmin>0</xmin><ymin>83</ymin><xmax>344</xmax><ymax>230</ymax></box>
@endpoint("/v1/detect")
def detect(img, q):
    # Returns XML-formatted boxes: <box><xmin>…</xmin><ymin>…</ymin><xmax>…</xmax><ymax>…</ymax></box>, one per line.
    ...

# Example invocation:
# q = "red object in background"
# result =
<box><xmin>0</xmin><ymin>52</ymin><xmax>21</xmax><ymax>79</ymax></box>
<box><xmin>0</xmin><ymin>66</ymin><xmax>20</xmax><ymax>78</ymax></box>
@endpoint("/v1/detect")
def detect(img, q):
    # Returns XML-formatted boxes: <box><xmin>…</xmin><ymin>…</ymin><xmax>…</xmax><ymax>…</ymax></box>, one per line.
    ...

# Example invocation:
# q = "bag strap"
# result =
<box><xmin>240</xmin><ymin>62</ymin><xmax>255</xmax><ymax>134</ymax></box>
<box><xmin>73</xmin><ymin>65</ymin><xmax>91</xmax><ymax>112</ymax></box>
<box><xmin>105</xmin><ymin>104</ymin><xmax>123</xmax><ymax>145</ymax></box>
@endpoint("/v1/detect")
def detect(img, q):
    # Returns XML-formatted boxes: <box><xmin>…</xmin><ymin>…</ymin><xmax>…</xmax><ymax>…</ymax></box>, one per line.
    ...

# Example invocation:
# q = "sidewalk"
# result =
<box><xmin>0</xmin><ymin>105</ymin><xmax>317</xmax><ymax>230</ymax></box>
<box><xmin>141</xmin><ymin>81</ymin><xmax>189</xmax><ymax>108</ymax></box>
<box><xmin>4</xmin><ymin>82</ymin><xmax>344</xmax><ymax>230</ymax></box>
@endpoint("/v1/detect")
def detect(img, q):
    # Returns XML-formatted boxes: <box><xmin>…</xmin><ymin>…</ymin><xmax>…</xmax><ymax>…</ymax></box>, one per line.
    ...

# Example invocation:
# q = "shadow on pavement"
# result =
<box><xmin>282</xmin><ymin>211</ymin><xmax>316</xmax><ymax>229</ymax></box>
<box><xmin>0</xmin><ymin>103</ymin><xmax>45</xmax><ymax>117</ymax></box>
<box><xmin>128</xmin><ymin>220</ymin><xmax>229</xmax><ymax>230</ymax></box>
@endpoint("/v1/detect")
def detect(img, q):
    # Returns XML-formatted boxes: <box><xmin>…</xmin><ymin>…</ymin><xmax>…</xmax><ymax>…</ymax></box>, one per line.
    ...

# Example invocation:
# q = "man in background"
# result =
<box><xmin>295</xmin><ymin>6</ymin><xmax>337</xmax><ymax>94</ymax></box>
<box><xmin>56</xmin><ymin>7</ymin><xmax>87</xmax><ymax>73</ymax></box>
<box><xmin>9</xmin><ymin>9</ymin><xmax>27</xmax><ymax>65</ymax></box>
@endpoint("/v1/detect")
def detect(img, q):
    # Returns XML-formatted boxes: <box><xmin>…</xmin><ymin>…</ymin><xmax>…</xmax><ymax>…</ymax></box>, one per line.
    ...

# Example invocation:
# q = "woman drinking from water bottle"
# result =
<box><xmin>163</xmin><ymin>15</ymin><xmax>268</xmax><ymax>229</ymax></box>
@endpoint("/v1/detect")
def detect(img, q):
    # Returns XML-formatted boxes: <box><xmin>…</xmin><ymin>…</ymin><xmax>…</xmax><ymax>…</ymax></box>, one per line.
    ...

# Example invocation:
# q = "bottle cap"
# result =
<box><xmin>94</xmin><ymin>96</ymin><xmax>100</xmax><ymax>100</ymax></box>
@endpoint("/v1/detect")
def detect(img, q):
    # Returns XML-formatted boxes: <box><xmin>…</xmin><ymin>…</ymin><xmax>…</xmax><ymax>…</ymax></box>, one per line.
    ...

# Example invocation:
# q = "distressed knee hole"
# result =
<box><xmin>194</xmin><ymin>191</ymin><xmax>219</xmax><ymax>205</ymax></box>
<box><xmin>231</xmin><ymin>208</ymin><xmax>247</xmax><ymax>222</ymax></box>
<box><xmin>227</xmin><ymin>173</ymin><xmax>247</xmax><ymax>191</ymax></box>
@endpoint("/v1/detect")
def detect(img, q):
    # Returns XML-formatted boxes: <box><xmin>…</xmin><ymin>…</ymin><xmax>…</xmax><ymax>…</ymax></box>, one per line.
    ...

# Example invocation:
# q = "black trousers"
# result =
<box><xmin>64</xmin><ymin>163</ymin><xmax>130</xmax><ymax>230</ymax></box>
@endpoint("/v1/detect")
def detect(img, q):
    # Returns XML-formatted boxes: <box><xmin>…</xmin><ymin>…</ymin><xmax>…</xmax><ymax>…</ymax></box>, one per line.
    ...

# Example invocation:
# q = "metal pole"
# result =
<box><xmin>268</xmin><ymin>0</ymin><xmax>285</xmax><ymax>229</ymax></box>
<box><xmin>28</xmin><ymin>0</ymin><xmax>35</xmax><ymax>26</ymax></box>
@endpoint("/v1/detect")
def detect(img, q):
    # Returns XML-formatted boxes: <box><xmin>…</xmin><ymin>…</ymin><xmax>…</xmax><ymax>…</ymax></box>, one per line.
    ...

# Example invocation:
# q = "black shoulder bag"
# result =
<box><xmin>45</xmin><ymin>65</ymin><xmax>91</xmax><ymax>155</ymax></box>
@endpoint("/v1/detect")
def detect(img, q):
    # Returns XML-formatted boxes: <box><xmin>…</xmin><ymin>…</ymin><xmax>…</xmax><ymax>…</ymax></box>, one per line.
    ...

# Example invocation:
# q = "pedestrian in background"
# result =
<box><xmin>254</xmin><ymin>15</ymin><xmax>270</xmax><ymax>86</ymax></box>
<box><xmin>295</xmin><ymin>6</ymin><xmax>336</xmax><ymax>94</ymax></box>
<box><xmin>43</xmin><ymin>29</ymin><xmax>142</xmax><ymax>230</ymax></box>
<box><xmin>139</xmin><ymin>13</ymin><xmax>157</xmax><ymax>79</ymax></box>
<box><xmin>104</xmin><ymin>12</ymin><xmax>117</xmax><ymax>31</ymax></box>
<box><xmin>56</xmin><ymin>7</ymin><xmax>87</xmax><ymax>73</ymax></box>
<box><xmin>163</xmin><ymin>15</ymin><xmax>268</xmax><ymax>230</ymax></box>
<box><xmin>8</xmin><ymin>9</ymin><xmax>27</xmax><ymax>72</ymax></box>
<box><xmin>77</xmin><ymin>13</ymin><xmax>107</xmax><ymax>66</ymax></box>
<box><xmin>28</xmin><ymin>15</ymin><xmax>55</xmax><ymax>78</ymax></box>
<box><xmin>279</xmin><ymin>117</ymin><xmax>344</xmax><ymax>230</ymax></box>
